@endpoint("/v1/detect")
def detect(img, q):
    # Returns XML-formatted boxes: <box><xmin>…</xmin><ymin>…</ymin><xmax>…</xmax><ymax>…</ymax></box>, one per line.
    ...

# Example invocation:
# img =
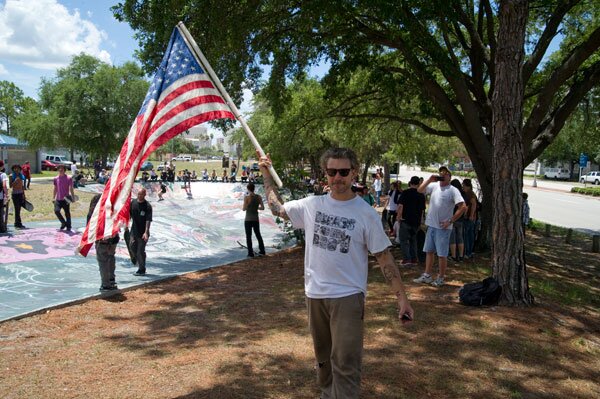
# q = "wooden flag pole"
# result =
<box><xmin>177</xmin><ymin>22</ymin><xmax>283</xmax><ymax>188</ymax></box>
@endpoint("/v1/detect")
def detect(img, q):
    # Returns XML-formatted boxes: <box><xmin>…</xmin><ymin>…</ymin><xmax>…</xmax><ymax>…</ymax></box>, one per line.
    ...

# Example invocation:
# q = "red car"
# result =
<box><xmin>42</xmin><ymin>159</ymin><xmax>58</xmax><ymax>171</ymax></box>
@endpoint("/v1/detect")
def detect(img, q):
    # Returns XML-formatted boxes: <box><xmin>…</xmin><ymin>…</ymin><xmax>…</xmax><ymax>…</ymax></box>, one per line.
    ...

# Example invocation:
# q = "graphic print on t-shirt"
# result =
<box><xmin>312</xmin><ymin>211</ymin><xmax>356</xmax><ymax>254</ymax></box>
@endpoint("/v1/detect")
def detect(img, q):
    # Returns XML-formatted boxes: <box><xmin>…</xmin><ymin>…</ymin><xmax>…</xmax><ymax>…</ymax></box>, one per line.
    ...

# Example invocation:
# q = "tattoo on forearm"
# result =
<box><xmin>264</xmin><ymin>176</ymin><xmax>288</xmax><ymax>220</ymax></box>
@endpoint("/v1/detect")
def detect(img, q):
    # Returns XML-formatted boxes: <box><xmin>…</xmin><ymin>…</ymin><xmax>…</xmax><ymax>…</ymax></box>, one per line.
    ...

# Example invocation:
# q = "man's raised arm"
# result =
<box><xmin>257</xmin><ymin>153</ymin><xmax>288</xmax><ymax>220</ymax></box>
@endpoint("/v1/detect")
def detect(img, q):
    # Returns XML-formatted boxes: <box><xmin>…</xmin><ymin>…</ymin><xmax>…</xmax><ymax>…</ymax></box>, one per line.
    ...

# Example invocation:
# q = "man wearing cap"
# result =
<box><xmin>0</xmin><ymin>161</ymin><xmax>8</xmax><ymax>232</ymax></box>
<box><xmin>413</xmin><ymin>166</ymin><xmax>466</xmax><ymax>287</ymax></box>
<box><xmin>21</xmin><ymin>161</ymin><xmax>31</xmax><ymax>190</ymax></box>
<box><xmin>396</xmin><ymin>176</ymin><xmax>426</xmax><ymax>266</ymax></box>
<box><xmin>53</xmin><ymin>164</ymin><xmax>76</xmax><ymax>231</ymax></box>
<box><xmin>9</xmin><ymin>164</ymin><xmax>26</xmax><ymax>229</ymax></box>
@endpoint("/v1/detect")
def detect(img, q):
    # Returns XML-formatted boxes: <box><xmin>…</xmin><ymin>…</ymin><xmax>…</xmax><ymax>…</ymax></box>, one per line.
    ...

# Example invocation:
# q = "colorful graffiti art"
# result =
<box><xmin>0</xmin><ymin>182</ymin><xmax>286</xmax><ymax>321</ymax></box>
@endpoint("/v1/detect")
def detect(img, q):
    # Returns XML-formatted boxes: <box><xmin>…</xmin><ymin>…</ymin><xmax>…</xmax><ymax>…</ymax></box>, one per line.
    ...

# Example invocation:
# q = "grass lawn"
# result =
<box><xmin>0</xmin><ymin>184</ymin><xmax>598</xmax><ymax>398</ymax></box>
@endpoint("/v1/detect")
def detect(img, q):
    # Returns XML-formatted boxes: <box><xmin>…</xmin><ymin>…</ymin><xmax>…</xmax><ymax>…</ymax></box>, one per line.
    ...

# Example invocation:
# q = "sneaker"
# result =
<box><xmin>431</xmin><ymin>277</ymin><xmax>445</xmax><ymax>287</ymax></box>
<box><xmin>401</xmin><ymin>259</ymin><xmax>414</xmax><ymax>266</ymax></box>
<box><xmin>133</xmin><ymin>270</ymin><xmax>146</xmax><ymax>276</ymax></box>
<box><xmin>413</xmin><ymin>273</ymin><xmax>432</xmax><ymax>284</ymax></box>
<box><xmin>258</xmin><ymin>251</ymin><xmax>266</xmax><ymax>256</ymax></box>
<box><xmin>99</xmin><ymin>286</ymin><xmax>118</xmax><ymax>292</ymax></box>
<box><xmin>247</xmin><ymin>253</ymin><xmax>254</xmax><ymax>257</ymax></box>
<box><xmin>60</xmin><ymin>223</ymin><xmax>67</xmax><ymax>230</ymax></box>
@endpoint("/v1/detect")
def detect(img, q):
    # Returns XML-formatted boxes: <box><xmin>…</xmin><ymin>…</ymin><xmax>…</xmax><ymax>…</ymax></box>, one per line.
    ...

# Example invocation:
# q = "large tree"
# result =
<box><xmin>114</xmin><ymin>0</ymin><xmax>600</xmax><ymax>304</ymax></box>
<box><xmin>14</xmin><ymin>54</ymin><xmax>149</xmax><ymax>161</ymax></box>
<box><xmin>0</xmin><ymin>80</ymin><xmax>28</xmax><ymax>136</ymax></box>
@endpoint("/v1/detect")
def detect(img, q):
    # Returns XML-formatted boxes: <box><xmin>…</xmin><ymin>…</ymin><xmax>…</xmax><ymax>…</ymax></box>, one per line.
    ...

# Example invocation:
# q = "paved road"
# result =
<box><xmin>391</xmin><ymin>165</ymin><xmax>600</xmax><ymax>235</ymax></box>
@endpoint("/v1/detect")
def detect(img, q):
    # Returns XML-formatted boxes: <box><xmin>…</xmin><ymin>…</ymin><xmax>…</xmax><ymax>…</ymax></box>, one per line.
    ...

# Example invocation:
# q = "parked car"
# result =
<box><xmin>543</xmin><ymin>167</ymin><xmax>570</xmax><ymax>180</ymax></box>
<box><xmin>41</xmin><ymin>159</ymin><xmax>58</xmax><ymax>171</ymax></box>
<box><xmin>140</xmin><ymin>161</ymin><xmax>154</xmax><ymax>171</ymax></box>
<box><xmin>250</xmin><ymin>162</ymin><xmax>260</xmax><ymax>171</ymax></box>
<box><xmin>44</xmin><ymin>155</ymin><xmax>73</xmax><ymax>167</ymax></box>
<box><xmin>172</xmin><ymin>155</ymin><xmax>192</xmax><ymax>161</ymax></box>
<box><xmin>580</xmin><ymin>171</ymin><xmax>600</xmax><ymax>185</ymax></box>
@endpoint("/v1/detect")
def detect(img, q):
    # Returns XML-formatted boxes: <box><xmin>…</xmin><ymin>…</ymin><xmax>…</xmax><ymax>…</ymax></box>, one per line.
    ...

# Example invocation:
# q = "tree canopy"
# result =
<box><xmin>13</xmin><ymin>54</ymin><xmax>149</xmax><ymax>160</ymax></box>
<box><xmin>0</xmin><ymin>80</ymin><xmax>28</xmax><ymax>136</ymax></box>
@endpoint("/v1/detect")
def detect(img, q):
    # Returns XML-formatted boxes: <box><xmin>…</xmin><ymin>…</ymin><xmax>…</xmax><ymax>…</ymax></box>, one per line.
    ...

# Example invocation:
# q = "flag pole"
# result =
<box><xmin>176</xmin><ymin>22</ymin><xmax>283</xmax><ymax>188</ymax></box>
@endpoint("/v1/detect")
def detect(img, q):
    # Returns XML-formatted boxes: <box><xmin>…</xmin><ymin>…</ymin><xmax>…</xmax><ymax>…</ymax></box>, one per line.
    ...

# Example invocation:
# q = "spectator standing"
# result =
<box><xmin>448</xmin><ymin>179</ymin><xmax>468</xmax><ymax>262</ymax></box>
<box><xmin>0</xmin><ymin>161</ymin><xmax>8</xmax><ymax>233</ymax></box>
<box><xmin>242</xmin><ymin>182</ymin><xmax>266</xmax><ymax>257</ymax></box>
<box><xmin>413</xmin><ymin>166</ymin><xmax>466</xmax><ymax>287</ymax></box>
<box><xmin>21</xmin><ymin>161</ymin><xmax>31</xmax><ymax>190</ymax></box>
<box><xmin>53</xmin><ymin>164</ymin><xmax>75</xmax><ymax>231</ymax></box>
<box><xmin>9</xmin><ymin>164</ymin><xmax>26</xmax><ymax>229</ymax></box>
<box><xmin>70</xmin><ymin>162</ymin><xmax>77</xmax><ymax>176</ymax></box>
<box><xmin>130</xmin><ymin>188</ymin><xmax>152</xmax><ymax>276</ymax></box>
<box><xmin>361</xmin><ymin>186</ymin><xmax>375</xmax><ymax>206</ymax></box>
<box><xmin>384</xmin><ymin>181</ymin><xmax>402</xmax><ymax>231</ymax></box>
<box><xmin>373</xmin><ymin>173</ymin><xmax>382</xmax><ymax>207</ymax></box>
<box><xmin>87</xmin><ymin>194</ymin><xmax>120</xmax><ymax>292</ymax></box>
<box><xmin>461</xmin><ymin>179</ymin><xmax>478</xmax><ymax>259</ymax></box>
<box><xmin>259</xmin><ymin>148</ymin><xmax>413</xmax><ymax>399</ymax></box>
<box><xmin>397</xmin><ymin>176</ymin><xmax>426</xmax><ymax>265</ymax></box>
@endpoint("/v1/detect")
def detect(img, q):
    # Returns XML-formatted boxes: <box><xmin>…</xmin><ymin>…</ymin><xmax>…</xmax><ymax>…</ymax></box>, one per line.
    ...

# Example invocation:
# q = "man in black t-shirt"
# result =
<box><xmin>129</xmin><ymin>188</ymin><xmax>152</xmax><ymax>276</ymax></box>
<box><xmin>397</xmin><ymin>176</ymin><xmax>426</xmax><ymax>265</ymax></box>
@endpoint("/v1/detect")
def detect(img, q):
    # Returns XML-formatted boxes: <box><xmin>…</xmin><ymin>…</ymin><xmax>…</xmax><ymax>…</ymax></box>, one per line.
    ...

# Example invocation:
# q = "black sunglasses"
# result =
<box><xmin>325</xmin><ymin>168</ymin><xmax>351</xmax><ymax>177</ymax></box>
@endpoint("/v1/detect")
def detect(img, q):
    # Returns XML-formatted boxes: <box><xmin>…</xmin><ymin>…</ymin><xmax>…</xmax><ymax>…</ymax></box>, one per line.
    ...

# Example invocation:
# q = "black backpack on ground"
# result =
<box><xmin>459</xmin><ymin>277</ymin><xmax>502</xmax><ymax>306</ymax></box>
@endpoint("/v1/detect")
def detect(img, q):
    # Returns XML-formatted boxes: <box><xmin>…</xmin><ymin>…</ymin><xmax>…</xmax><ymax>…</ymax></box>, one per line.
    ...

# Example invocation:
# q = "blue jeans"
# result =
<box><xmin>375</xmin><ymin>190</ymin><xmax>381</xmax><ymax>206</ymax></box>
<box><xmin>399</xmin><ymin>222</ymin><xmax>418</xmax><ymax>261</ymax></box>
<box><xmin>464</xmin><ymin>220</ymin><xmax>475</xmax><ymax>257</ymax></box>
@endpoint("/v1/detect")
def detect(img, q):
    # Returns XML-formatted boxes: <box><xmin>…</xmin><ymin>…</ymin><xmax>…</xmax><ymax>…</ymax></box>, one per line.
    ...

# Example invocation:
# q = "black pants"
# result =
<box><xmin>0</xmin><ymin>198</ymin><xmax>5</xmax><ymax>232</ymax></box>
<box><xmin>12</xmin><ymin>193</ymin><xmax>24</xmax><ymax>227</ymax></box>
<box><xmin>387</xmin><ymin>210</ymin><xmax>397</xmax><ymax>231</ymax></box>
<box><xmin>54</xmin><ymin>199</ymin><xmax>71</xmax><ymax>229</ymax></box>
<box><xmin>244</xmin><ymin>220</ymin><xmax>265</xmax><ymax>256</ymax></box>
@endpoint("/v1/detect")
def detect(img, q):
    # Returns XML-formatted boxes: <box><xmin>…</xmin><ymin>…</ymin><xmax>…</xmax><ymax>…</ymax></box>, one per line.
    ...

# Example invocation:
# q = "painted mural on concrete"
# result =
<box><xmin>0</xmin><ymin>182</ymin><xmax>286</xmax><ymax>321</ymax></box>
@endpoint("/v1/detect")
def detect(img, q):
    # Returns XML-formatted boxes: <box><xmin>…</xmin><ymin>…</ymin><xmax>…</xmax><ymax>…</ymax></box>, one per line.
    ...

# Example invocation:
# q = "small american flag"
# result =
<box><xmin>77</xmin><ymin>27</ymin><xmax>235</xmax><ymax>256</ymax></box>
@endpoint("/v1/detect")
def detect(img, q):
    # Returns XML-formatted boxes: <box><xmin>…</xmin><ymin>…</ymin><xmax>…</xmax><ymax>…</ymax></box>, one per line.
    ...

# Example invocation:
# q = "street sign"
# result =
<box><xmin>580</xmin><ymin>153</ymin><xmax>588</xmax><ymax>168</ymax></box>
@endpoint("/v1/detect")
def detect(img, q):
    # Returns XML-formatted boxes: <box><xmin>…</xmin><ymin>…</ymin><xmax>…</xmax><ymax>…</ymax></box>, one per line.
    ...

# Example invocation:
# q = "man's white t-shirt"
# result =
<box><xmin>424</xmin><ymin>183</ymin><xmax>464</xmax><ymax>230</ymax></box>
<box><xmin>71</xmin><ymin>163</ymin><xmax>77</xmax><ymax>175</ymax></box>
<box><xmin>0</xmin><ymin>172</ymin><xmax>7</xmax><ymax>200</ymax></box>
<box><xmin>284</xmin><ymin>194</ymin><xmax>391</xmax><ymax>299</ymax></box>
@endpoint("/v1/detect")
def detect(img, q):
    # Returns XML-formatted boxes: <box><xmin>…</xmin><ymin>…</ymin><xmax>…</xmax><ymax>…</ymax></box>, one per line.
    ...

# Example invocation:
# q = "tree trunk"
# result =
<box><xmin>382</xmin><ymin>159</ymin><xmax>390</xmax><ymax>192</ymax></box>
<box><xmin>491</xmin><ymin>0</ymin><xmax>533</xmax><ymax>306</ymax></box>
<box><xmin>362</xmin><ymin>157</ymin><xmax>372</xmax><ymax>185</ymax></box>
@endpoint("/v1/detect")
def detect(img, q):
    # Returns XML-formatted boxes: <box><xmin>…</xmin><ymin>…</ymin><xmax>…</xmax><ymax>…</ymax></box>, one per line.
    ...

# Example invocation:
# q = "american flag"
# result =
<box><xmin>77</xmin><ymin>27</ymin><xmax>235</xmax><ymax>256</ymax></box>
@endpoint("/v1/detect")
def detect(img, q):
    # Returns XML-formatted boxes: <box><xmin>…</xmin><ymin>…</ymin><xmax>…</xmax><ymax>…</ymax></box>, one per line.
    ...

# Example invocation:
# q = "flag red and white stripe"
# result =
<box><xmin>77</xmin><ymin>27</ymin><xmax>235</xmax><ymax>256</ymax></box>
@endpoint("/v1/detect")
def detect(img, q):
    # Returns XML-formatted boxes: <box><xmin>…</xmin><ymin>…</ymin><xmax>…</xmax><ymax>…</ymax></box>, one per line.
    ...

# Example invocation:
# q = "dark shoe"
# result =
<box><xmin>60</xmin><ymin>223</ymin><xmax>66</xmax><ymax>230</ymax></box>
<box><xmin>134</xmin><ymin>270</ymin><xmax>146</xmax><ymax>276</ymax></box>
<box><xmin>15</xmin><ymin>224</ymin><xmax>25</xmax><ymax>229</ymax></box>
<box><xmin>258</xmin><ymin>251</ymin><xmax>266</xmax><ymax>256</ymax></box>
<box><xmin>247</xmin><ymin>253</ymin><xmax>255</xmax><ymax>257</ymax></box>
<box><xmin>99</xmin><ymin>286</ymin><xmax>118</xmax><ymax>292</ymax></box>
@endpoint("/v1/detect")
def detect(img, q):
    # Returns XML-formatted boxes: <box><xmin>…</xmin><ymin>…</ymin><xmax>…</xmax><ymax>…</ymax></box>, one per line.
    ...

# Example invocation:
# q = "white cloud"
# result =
<box><xmin>0</xmin><ymin>64</ymin><xmax>7</xmax><ymax>75</ymax></box>
<box><xmin>0</xmin><ymin>0</ymin><xmax>111</xmax><ymax>70</ymax></box>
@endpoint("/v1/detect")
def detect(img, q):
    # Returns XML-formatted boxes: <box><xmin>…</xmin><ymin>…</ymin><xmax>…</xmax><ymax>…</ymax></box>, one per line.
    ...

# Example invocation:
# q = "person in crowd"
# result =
<box><xmin>93</xmin><ymin>159</ymin><xmax>102</xmax><ymax>179</ymax></box>
<box><xmin>53</xmin><ymin>164</ymin><xmax>76</xmax><ymax>231</ymax></box>
<box><xmin>0</xmin><ymin>161</ymin><xmax>8</xmax><ymax>233</ymax></box>
<box><xmin>130</xmin><ymin>188</ymin><xmax>152</xmax><ymax>276</ymax></box>
<box><xmin>413</xmin><ymin>166</ymin><xmax>466</xmax><ymax>287</ymax></box>
<box><xmin>149</xmin><ymin>169</ymin><xmax>157</xmax><ymax>181</ymax></box>
<box><xmin>258</xmin><ymin>147</ymin><xmax>413</xmax><ymax>399</ymax></box>
<box><xmin>97</xmin><ymin>169</ymin><xmax>109</xmax><ymax>184</ymax></box>
<box><xmin>396</xmin><ymin>176</ymin><xmax>426</xmax><ymax>266</ymax></box>
<box><xmin>9</xmin><ymin>164</ymin><xmax>27</xmax><ymax>229</ymax></box>
<box><xmin>211</xmin><ymin>169</ymin><xmax>218</xmax><ymax>182</ymax></box>
<box><xmin>176</xmin><ymin>170</ymin><xmax>183</xmax><ymax>182</ymax></box>
<box><xmin>461</xmin><ymin>179</ymin><xmax>478</xmax><ymax>259</ymax></box>
<box><xmin>373</xmin><ymin>172</ymin><xmax>382</xmax><ymax>207</ymax></box>
<box><xmin>87</xmin><ymin>194</ymin><xmax>120</xmax><ymax>292</ymax></box>
<box><xmin>248</xmin><ymin>170</ymin><xmax>256</xmax><ymax>182</ymax></box>
<box><xmin>21</xmin><ymin>161</ymin><xmax>31</xmax><ymax>190</ymax></box>
<box><xmin>242</xmin><ymin>182</ymin><xmax>266</xmax><ymax>257</ymax></box>
<box><xmin>522</xmin><ymin>192</ymin><xmax>530</xmax><ymax>236</ymax></box>
<box><xmin>160</xmin><ymin>169</ymin><xmax>167</xmax><ymax>182</ymax></box>
<box><xmin>448</xmin><ymin>179</ymin><xmax>468</xmax><ymax>262</ymax></box>
<box><xmin>141</xmin><ymin>170</ymin><xmax>149</xmax><ymax>182</ymax></box>
<box><xmin>384</xmin><ymin>181</ymin><xmax>402</xmax><ymax>231</ymax></box>
<box><xmin>222</xmin><ymin>169</ymin><xmax>229</xmax><ymax>182</ymax></box>
<box><xmin>361</xmin><ymin>185</ymin><xmax>375</xmax><ymax>206</ymax></box>
<box><xmin>70</xmin><ymin>162</ymin><xmax>77</xmax><ymax>176</ymax></box>
<box><xmin>167</xmin><ymin>167</ymin><xmax>175</xmax><ymax>189</ymax></box>
<box><xmin>191</xmin><ymin>170</ymin><xmax>198</xmax><ymax>181</ymax></box>
<box><xmin>241</xmin><ymin>167</ymin><xmax>248</xmax><ymax>183</ymax></box>
<box><xmin>73</xmin><ymin>170</ymin><xmax>87</xmax><ymax>188</ymax></box>
<box><xmin>158</xmin><ymin>181</ymin><xmax>167</xmax><ymax>201</ymax></box>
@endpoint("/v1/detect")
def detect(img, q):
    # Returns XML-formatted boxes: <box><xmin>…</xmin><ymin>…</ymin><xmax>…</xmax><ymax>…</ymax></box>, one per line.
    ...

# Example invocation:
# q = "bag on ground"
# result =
<box><xmin>459</xmin><ymin>277</ymin><xmax>502</xmax><ymax>306</ymax></box>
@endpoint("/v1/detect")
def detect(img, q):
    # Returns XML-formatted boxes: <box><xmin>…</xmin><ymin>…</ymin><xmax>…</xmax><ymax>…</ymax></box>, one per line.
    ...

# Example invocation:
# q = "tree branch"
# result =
<box><xmin>328</xmin><ymin>112</ymin><xmax>454</xmax><ymax>137</ymax></box>
<box><xmin>527</xmin><ymin>60</ymin><xmax>600</xmax><ymax>162</ymax></box>
<box><xmin>523</xmin><ymin>0</ymin><xmax>581</xmax><ymax>84</ymax></box>
<box><xmin>523</xmin><ymin>25</ymin><xmax>600</xmax><ymax>140</ymax></box>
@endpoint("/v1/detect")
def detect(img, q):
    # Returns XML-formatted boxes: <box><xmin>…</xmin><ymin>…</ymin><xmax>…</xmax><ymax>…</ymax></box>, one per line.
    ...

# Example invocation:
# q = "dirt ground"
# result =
<box><xmin>1</xmin><ymin>230</ymin><xmax>599</xmax><ymax>399</ymax></box>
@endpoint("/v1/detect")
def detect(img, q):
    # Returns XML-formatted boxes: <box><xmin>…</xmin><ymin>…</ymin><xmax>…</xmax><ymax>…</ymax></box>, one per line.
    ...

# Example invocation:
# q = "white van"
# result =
<box><xmin>543</xmin><ymin>167</ymin><xmax>570</xmax><ymax>180</ymax></box>
<box><xmin>172</xmin><ymin>155</ymin><xmax>192</xmax><ymax>162</ymax></box>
